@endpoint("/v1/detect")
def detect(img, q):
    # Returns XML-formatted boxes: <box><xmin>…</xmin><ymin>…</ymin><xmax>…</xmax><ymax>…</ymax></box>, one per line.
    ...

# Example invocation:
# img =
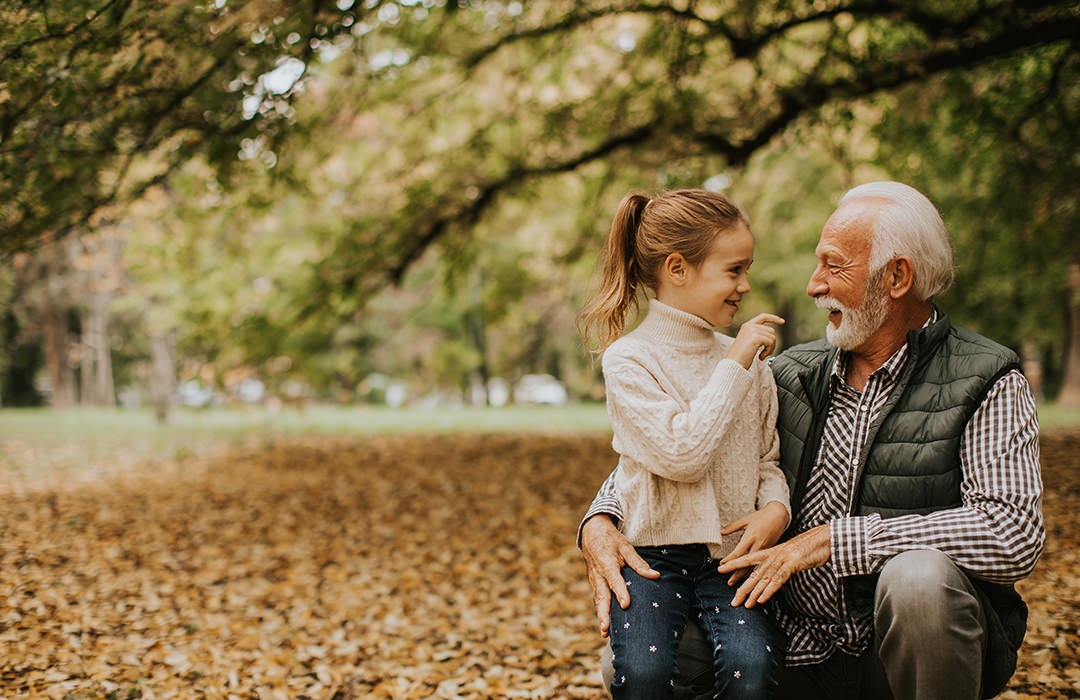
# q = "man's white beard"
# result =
<box><xmin>816</xmin><ymin>289</ymin><xmax>889</xmax><ymax>351</ymax></box>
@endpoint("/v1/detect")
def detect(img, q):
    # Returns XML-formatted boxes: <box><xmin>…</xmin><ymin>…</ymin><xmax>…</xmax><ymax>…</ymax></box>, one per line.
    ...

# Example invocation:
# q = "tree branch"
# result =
<box><xmin>385</xmin><ymin>7</ymin><xmax>1079</xmax><ymax>282</ymax></box>
<box><xmin>386</xmin><ymin>121</ymin><xmax>660</xmax><ymax>284</ymax></box>
<box><xmin>463</xmin><ymin>4</ymin><xmax>705</xmax><ymax>69</ymax></box>
<box><xmin>696</xmin><ymin>12</ymin><xmax>1080</xmax><ymax>165</ymax></box>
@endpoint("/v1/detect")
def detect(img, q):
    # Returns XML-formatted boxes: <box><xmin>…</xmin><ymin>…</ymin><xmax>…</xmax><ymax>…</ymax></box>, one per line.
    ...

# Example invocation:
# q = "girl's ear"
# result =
<box><xmin>663</xmin><ymin>253</ymin><xmax>689</xmax><ymax>287</ymax></box>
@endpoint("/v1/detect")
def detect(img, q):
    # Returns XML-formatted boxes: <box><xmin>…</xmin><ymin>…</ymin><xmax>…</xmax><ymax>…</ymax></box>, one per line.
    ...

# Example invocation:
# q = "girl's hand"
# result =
<box><xmin>726</xmin><ymin>313</ymin><xmax>785</xmax><ymax>368</ymax></box>
<box><xmin>718</xmin><ymin>501</ymin><xmax>790</xmax><ymax>583</ymax></box>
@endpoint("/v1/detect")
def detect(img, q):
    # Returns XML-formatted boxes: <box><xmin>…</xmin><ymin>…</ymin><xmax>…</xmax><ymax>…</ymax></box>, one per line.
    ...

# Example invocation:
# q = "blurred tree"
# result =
<box><xmin>0</xmin><ymin>0</ymin><xmax>358</xmax><ymax>254</ymax></box>
<box><xmin>120</xmin><ymin>157</ymin><xmax>335</xmax><ymax>410</ymax></box>
<box><xmin>10</xmin><ymin>240</ymin><xmax>79</xmax><ymax>406</ymax></box>
<box><xmin>872</xmin><ymin>44</ymin><xmax>1079</xmax><ymax>402</ymax></box>
<box><xmin>3</xmin><ymin>1</ymin><xmax>1077</xmax><ymax>405</ymax></box>
<box><xmin>280</xmin><ymin>0</ymin><xmax>1076</xmax><ymax>399</ymax></box>
<box><xmin>4</xmin><ymin>1</ymin><xmax>1073</xmax><ymax>259</ymax></box>
<box><xmin>8</xmin><ymin>228</ymin><xmax>133</xmax><ymax>408</ymax></box>
<box><xmin>297</xmin><ymin>0</ymin><xmax>1077</xmax><ymax>308</ymax></box>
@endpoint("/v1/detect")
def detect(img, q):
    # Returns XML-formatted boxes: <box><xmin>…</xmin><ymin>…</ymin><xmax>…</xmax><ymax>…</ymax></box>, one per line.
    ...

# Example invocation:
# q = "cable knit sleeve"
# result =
<box><xmin>754</xmin><ymin>362</ymin><xmax>791</xmax><ymax>522</ymax></box>
<box><xmin>603</xmin><ymin>345</ymin><xmax>753</xmax><ymax>483</ymax></box>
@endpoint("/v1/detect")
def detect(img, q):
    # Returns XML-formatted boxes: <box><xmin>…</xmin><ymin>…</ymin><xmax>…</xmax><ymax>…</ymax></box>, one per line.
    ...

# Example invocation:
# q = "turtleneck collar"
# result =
<box><xmin>634</xmin><ymin>298</ymin><xmax>718</xmax><ymax>349</ymax></box>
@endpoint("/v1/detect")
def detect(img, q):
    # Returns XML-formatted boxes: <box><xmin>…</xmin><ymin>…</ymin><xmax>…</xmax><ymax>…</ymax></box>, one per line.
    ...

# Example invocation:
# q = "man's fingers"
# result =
<box><xmin>716</xmin><ymin>549</ymin><xmax>764</xmax><ymax>573</ymax></box>
<box><xmin>592</xmin><ymin>575</ymin><xmax>612</xmax><ymax>637</ymax></box>
<box><xmin>732</xmin><ymin>564</ymin><xmax>770</xmax><ymax>607</ymax></box>
<box><xmin>742</xmin><ymin>571</ymin><xmax>786</xmax><ymax>608</ymax></box>
<box><xmin>724</xmin><ymin>566</ymin><xmax>752</xmax><ymax>587</ymax></box>
<box><xmin>586</xmin><ymin>560</ymin><xmax>620</xmax><ymax>636</ymax></box>
<box><xmin>620</xmin><ymin>542</ymin><xmax>660</xmax><ymax>580</ymax></box>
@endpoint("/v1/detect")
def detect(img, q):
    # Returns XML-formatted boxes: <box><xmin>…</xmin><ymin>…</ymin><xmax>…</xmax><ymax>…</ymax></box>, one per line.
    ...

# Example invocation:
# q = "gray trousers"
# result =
<box><xmin>601</xmin><ymin>550</ymin><xmax>988</xmax><ymax>700</ymax></box>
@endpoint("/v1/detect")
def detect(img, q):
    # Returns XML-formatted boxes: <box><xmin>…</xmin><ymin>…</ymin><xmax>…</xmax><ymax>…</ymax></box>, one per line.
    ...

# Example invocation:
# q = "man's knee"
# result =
<box><xmin>875</xmin><ymin>549</ymin><xmax>974</xmax><ymax>618</ymax></box>
<box><xmin>873</xmin><ymin>548</ymin><xmax>987</xmax><ymax>698</ymax></box>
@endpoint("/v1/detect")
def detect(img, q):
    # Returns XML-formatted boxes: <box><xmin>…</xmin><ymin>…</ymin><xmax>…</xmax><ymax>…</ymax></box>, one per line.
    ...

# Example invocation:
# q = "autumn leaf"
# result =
<box><xmin>0</xmin><ymin>431</ymin><xmax>1076</xmax><ymax>698</ymax></box>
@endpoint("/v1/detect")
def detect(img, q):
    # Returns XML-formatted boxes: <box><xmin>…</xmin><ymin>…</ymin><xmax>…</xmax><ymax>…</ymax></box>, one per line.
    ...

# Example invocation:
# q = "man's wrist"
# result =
<box><xmin>577</xmin><ymin>511</ymin><xmax>619</xmax><ymax>550</ymax></box>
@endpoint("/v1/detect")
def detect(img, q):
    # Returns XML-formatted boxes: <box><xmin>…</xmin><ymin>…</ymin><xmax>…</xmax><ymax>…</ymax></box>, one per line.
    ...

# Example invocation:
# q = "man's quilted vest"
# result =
<box><xmin>770</xmin><ymin>310</ymin><xmax>1028</xmax><ymax>698</ymax></box>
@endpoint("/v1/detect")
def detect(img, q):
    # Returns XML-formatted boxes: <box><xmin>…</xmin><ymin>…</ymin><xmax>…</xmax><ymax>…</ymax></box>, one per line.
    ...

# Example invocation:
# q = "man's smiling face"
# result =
<box><xmin>806</xmin><ymin>200</ymin><xmax>890</xmax><ymax>351</ymax></box>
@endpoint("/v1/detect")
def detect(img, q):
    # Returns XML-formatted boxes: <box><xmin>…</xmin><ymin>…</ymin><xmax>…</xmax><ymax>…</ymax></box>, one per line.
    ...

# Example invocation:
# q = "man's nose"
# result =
<box><xmin>806</xmin><ymin>267</ymin><xmax>827</xmax><ymax>298</ymax></box>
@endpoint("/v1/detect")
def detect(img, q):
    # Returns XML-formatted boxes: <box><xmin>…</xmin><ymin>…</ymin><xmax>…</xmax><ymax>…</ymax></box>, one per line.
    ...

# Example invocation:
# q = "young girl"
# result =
<box><xmin>579</xmin><ymin>189</ymin><xmax>791</xmax><ymax>700</ymax></box>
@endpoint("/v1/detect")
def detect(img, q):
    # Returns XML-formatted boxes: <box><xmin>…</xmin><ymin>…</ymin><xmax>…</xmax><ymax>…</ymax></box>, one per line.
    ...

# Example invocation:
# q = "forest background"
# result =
<box><xmin>2</xmin><ymin>3</ymin><xmax>1079</xmax><ymax>699</ymax></box>
<box><xmin>1</xmin><ymin>0</ymin><xmax>1078</xmax><ymax>414</ymax></box>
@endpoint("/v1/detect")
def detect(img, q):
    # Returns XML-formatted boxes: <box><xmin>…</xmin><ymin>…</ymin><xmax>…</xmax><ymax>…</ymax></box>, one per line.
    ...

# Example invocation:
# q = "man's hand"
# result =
<box><xmin>580</xmin><ymin>515</ymin><xmax>660</xmax><ymax>637</ymax></box>
<box><xmin>715</xmin><ymin>524</ymin><xmax>831</xmax><ymax>608</ymax></box>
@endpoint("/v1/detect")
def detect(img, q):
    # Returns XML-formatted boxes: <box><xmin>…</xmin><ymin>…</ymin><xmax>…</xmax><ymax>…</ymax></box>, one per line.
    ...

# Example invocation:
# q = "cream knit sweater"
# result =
<box><xmin>603</xmin><ymin>299</ymin><xmax>791</xmax><ymax>559</ymax></box>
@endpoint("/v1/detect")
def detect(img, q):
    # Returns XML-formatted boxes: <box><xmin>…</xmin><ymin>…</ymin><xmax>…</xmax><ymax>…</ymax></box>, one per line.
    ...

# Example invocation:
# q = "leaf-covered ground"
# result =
<box><xmin>0</xmin><ymin>431</ymin><xmax>1075</xmax><ymax>699</ymax></box>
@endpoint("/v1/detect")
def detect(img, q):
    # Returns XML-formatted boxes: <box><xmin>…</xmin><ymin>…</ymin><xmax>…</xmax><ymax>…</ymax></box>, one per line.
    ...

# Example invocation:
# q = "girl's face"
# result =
<box><xmin>672</xmin><ymin>223</ymin><xmax>755</xmax><ymax>327</ymax></box>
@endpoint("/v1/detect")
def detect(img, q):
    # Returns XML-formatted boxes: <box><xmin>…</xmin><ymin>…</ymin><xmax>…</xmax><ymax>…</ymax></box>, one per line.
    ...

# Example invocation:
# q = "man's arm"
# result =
<box><xmin>719</xmin><ymin>370</ymin><xmax>1046</xmax><ymax>606</ymax></box>
<box><xmin>830</xmin><ymin>369</ymin><xmax>1044</xmax><ymax>583</ymax></box>
<box><xmin>577</xmin><ymin>469</ymin><xmax>659</xmax><ymax>636</ymax></box>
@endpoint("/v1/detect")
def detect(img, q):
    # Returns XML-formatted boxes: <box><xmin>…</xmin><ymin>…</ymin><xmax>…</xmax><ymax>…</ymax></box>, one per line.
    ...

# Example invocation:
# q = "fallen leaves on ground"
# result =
<box><xmin>0</xmin><ymin>431</ymin><xmax>1076</xmax><ymax>699</ymax></box>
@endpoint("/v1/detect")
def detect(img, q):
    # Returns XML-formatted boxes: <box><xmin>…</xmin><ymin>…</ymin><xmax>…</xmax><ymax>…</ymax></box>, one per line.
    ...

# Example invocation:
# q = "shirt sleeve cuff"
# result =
<box><xmin>830</xmin><ymin>514</ymin><xmax>878</xmax><ymax>577</ymax></box>
<box><xmin>576</xmin><ymin>497</ymin><xmax>623</xmax><ymax>550</ymax></box>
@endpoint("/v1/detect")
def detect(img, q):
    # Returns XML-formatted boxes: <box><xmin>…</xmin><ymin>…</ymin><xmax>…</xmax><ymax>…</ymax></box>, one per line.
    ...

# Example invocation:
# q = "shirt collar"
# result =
<box><xmin>830</xmin><ymin>308</ymin><xmax>939</xmax><ymax>385</ymax></box>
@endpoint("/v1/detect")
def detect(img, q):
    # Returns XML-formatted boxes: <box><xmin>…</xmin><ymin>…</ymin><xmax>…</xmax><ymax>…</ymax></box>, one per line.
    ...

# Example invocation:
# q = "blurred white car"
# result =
<box><xmin>513</xmin><ymin>374</ymin><xmax>568</xmax><ymax>406</ymax></box>
<box><xmin>178</xmin><ymin>379</ymin><xmax>214</xmax><ymax>408</ymax></box>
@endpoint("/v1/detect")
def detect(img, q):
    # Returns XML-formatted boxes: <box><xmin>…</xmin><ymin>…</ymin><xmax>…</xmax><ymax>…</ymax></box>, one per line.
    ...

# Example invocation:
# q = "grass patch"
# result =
<box><xmin>2</xmin><ymin>401</ymin><xmax>1075</xmax><ymax>478</ymax></box>
<box><xmin>0</xmin><ymin>404</ymin><xmax>613</xmax><ymax>476</ymax></box>
<box><xmin>1035</xmin><ymin>403</ymin><xmax>1080</xmax><ymax>430</ymax></box>
<box><xmin>0</xmin><ymin>403</ymin><xmax>612</xmax><ymax>439</ymax></box>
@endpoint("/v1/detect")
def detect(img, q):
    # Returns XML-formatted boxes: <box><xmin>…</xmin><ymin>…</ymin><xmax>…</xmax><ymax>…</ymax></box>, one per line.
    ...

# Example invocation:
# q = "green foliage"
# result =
<box><xmin>3</xmin><ymin>0</ymin><xmax>1078</xmax><ymax>406</ymax></box>
<box><xmin>872</xmin><ymin>45</ymin><xmax>1079</xmax><ymax>390</ymax></box>
<box><xmin>0</xmin><ymin>0</ymin><xmax>361</xmax><ymax>251</ymax></box>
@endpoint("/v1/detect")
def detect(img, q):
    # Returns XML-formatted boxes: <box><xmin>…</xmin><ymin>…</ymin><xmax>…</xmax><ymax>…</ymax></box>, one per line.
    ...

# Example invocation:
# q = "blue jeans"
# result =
<box><xmin>609</xmin><ymin>544</ymin><xmax>780</xmax><ymax>700</ymax></box>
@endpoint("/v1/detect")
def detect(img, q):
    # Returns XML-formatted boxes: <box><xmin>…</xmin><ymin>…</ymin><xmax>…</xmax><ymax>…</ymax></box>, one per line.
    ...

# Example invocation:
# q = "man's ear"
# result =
<box><xmin>887</xmin><ymin>256</ymin><xmax>916</xmax><ymax>299</ymax></box>
<box><xmin>663</xmin><ymin>253</ymin><xmax>689</xmax><ymax>287</ymax></box>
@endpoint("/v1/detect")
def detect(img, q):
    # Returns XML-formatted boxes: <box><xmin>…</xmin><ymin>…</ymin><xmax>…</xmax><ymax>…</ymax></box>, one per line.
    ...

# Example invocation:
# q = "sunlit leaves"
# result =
<box><xmin>0</xmin><ymin>430</ymin><xmax>1076</xmax><ymax>697</ymax></box>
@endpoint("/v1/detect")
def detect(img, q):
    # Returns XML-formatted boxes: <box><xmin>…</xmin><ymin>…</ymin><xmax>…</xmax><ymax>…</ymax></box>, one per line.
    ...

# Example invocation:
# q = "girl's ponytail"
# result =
<box><xmin>579</xmin><ymin>192</ymin><xmax>651</xmax><ymax>353</ymax></box>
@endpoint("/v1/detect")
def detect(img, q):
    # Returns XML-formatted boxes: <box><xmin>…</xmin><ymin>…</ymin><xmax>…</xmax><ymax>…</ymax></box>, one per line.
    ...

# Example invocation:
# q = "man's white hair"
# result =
<box><xmin>839</xmin><ymin>181</ymin><xmax>955</xmax><ymax>300</ymax></box>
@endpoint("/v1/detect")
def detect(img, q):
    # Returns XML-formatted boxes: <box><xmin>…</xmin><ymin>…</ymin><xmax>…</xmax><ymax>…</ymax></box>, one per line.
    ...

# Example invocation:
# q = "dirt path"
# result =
<box><xmin>0</xmin><ymin>432</ymin><xmax>1075</xmax><ymax>698</ymax></box>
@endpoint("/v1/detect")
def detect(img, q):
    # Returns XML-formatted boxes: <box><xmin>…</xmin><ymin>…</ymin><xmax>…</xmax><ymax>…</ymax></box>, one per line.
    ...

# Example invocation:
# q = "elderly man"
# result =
<box><xmin>579</xmin><ymin>181</ymin><xmax>1044</xmax><ymax>700</ymax></box>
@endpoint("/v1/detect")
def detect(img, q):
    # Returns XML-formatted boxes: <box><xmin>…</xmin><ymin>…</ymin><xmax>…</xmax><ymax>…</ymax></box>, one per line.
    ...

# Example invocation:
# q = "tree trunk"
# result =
<box><xmin>1057</xmin><ymin>261</ymin><xmax>1080</xmax><ymax>407</ymax></box>
<box><xmin>79</xmin><ymin>300</ymin><xmax>115</xmax><ymax>406</ymax></box>
<box><xmin>149</xmin><ymin>332</ymin><xmax>175</xmax><ymax>423</ymax></box>
<box><xmin>1021</xmin><ymin>341</ymin><xmax>1044</xmax><ymax>403</ymax></box>
<box><xmin>80</xmin><ymin>330</ymin><xmax>94</xmax><ymax>405</ymax></box>
<box><xmin>43</xmin><ymin>309</ymin><xmax>76</xmax><ymax>407</ymax></box>
<box><xmin>94</xmin><ymin>301</ymin><xmax>115</xmax><ymax>406</ymax></box>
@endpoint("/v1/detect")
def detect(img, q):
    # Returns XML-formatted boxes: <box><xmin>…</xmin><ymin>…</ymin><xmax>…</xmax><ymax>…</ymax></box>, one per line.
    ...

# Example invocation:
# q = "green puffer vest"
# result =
<box><xmin>770</xmin><ymin>309</ymin><xmax>1027</xmax><ymax>698</ymax></box>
